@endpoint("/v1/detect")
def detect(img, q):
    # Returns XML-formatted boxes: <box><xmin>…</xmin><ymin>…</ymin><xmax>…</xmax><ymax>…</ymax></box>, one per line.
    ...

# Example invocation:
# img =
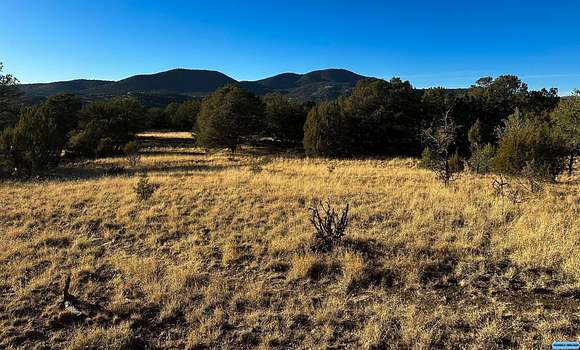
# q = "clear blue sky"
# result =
<box><xmin>1</xmin><ymin>0</ymin><xmax>579</xmax><ymax>94</ymax></box>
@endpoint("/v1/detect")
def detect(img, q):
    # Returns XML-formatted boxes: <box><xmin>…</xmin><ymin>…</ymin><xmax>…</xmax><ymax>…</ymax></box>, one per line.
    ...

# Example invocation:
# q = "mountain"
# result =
<box><xmin>241</xmin><ymin>69</ymin><xmax>366</xmax><ymax>100</ymax></box>
<box><xmin>251</xmin><ymin>73</ymin><xmax>302</xmax><ymax>90</ymax></box>
<box><xmin>83</xmin><ymin>69</ymin><xmax>237</xmax><ymax>96</ymax></box>
<box><xmin>20</xmin><ymin>79</ymin><xmax>112</xmax><ymax>97</ymax></box>
<box><xmin>19</xmin><ymin>68</ymin><xmax>368</xmax><ymax>105</ymax></box>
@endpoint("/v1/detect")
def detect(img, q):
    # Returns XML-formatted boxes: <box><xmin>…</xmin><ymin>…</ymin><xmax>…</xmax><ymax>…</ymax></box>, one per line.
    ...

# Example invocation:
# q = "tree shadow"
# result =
<box><xmin>137</xmin><ymin>135</ymin><xmax>195</xmax><ymax>148</ymax></box>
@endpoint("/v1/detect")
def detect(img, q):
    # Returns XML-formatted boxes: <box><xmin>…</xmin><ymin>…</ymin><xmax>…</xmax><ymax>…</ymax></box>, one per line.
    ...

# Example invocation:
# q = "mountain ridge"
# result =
<box><xmin>19</xmin><ymin>68</ymin><xmax>368</xmax><ymax>103</ymax></box>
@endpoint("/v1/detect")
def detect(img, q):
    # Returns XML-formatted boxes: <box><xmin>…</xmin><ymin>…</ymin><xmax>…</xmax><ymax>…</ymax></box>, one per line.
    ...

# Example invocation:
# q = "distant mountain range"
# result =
<box><xmin>19</xmin><ymin>68</ymin><xmax>367</xmax><ymax>106</ymax></box>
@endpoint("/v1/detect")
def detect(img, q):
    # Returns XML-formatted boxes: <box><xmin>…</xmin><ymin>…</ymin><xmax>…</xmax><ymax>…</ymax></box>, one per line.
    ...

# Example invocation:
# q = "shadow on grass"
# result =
<box><xmin>3</xmin><ymin>161</ymin><xmax>244</xmax><ymax>184</ymax></box>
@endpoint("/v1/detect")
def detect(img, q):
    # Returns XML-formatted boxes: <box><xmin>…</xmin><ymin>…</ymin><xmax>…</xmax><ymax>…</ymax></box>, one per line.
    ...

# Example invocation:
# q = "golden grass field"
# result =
<box><xmin>0</xmin><ymin>131</ymin><xmax>578</xmax><ymax>349</ymax></box>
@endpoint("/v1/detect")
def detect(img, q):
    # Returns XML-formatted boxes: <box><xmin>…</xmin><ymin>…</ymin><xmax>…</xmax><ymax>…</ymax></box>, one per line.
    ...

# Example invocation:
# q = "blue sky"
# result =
<box><xmin>1</xmin><ymin>0</ymin><xmax>579</xmax><ymax>94</ymax></box>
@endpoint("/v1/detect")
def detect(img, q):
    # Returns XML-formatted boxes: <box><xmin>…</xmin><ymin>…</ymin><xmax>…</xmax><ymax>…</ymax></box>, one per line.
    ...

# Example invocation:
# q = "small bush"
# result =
<box><xmin>420</xmin><ymin>147</ymin><xmax>435</xmax><ymax>169</ymax></box>
<box><xmin>468</xmin><ymin>144</ymin><xmax>495</xmax><ymax>174</ymax></box>
<box><xmin>134</xmin><ymin>176</ymin><xmax>157</xmax><ymax>201</ymax></box>
<box><xmin>421</xmin><ymin>111</ymin><xmax>462</xmax><ymax>185</ymax></box>
<box><xmin>448</xmin><ymin>151</ymin><xmax>464</xmax><ymax>173</ymax></box>
<box><xmin>123</xmin><ymin>141</ymin><xmax>140</xmax><ymax>168</ymax></box>
<box><xmin>309</xmin><ymin>199</ymin><xmax>349</xmax><ymax>252</ymax></box>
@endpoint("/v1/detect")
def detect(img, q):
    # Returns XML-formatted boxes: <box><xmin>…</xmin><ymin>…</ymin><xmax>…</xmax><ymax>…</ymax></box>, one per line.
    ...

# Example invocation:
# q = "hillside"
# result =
<box><xmin>83</xmin><ymin>69</ymin><xmax>237</xmax><ymax>96</ymax></box>
<box><xmin>19</xmin><ymin>79</ymin><xmax>112</xmax><ymax>97</ymax></box>
<box><xmin>19</xmin><ymin>68</ymin><xmax>367</xmax><ymax>103</ymax></box>
<box><xmin>0</xmin><ymin>132</ymin><xmax>577</xmax><ymax>349</ymax></box>
<box><xmin>242</xmin><ymin>69</ymin><xmax>366</xmax><ymax>100</ymax></box>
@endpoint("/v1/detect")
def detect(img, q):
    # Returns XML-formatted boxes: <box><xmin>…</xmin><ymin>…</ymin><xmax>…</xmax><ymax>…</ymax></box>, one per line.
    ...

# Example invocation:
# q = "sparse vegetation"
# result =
<box><xmin>309</xmin><ymin>198</ymin><xmax>350</xmax><ymax>252</ymax></box>
<box><xmin>133</xmin><ymin>175</ymin><xmax>157</xmax><ymax>201</ymax></box>
<box><xmin>551</xmin><ymin>89</ymin><xmax>580</xmax><ymax>176</ymax></box>
<box><xmin>421</xmin><ymin>110</ymin><xmax>463</xmax><ymax>184</ymax></box>
<box><xmin>0</xmin><ymin>131</ymin><xmax>577</xmax><ymax>349</ymax></box>
<box><xmin>0</xmin><ymin>60</ymin><xmax>579</xmax><ymax>349</ymax></box>
<box><xmin>123</xmin><ymin>141</ymin><xmax>141</xmax><ymax>168</ymax></box>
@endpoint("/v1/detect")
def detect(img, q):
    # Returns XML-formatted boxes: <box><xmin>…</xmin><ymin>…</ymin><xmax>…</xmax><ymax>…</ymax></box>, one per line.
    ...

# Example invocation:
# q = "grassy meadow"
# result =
<box><xmin>0</xmin><ymin>132</ymin><xmax>578</xmax><ymax>349</ymax></box>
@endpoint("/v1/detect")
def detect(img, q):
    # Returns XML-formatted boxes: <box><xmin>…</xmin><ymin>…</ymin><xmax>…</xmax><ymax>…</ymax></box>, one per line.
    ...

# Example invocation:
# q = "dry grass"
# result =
<box><xmin>0</xmin><ymin>131</ymin><xmax>578</xmax><ymax>349</ymax></box>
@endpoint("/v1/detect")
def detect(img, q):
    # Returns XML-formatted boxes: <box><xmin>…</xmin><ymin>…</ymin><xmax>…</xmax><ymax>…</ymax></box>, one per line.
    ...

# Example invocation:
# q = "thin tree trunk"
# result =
<box><xmin>569</xmin><ymin>154</ymin><xmax>574</xmax><ymax>176</ymax></box>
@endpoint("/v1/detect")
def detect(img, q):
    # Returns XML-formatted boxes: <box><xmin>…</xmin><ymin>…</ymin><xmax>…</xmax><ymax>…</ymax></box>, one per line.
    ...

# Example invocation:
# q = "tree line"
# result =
<box><xmin>0</xmin><ymin>62</ymin><xmax>578</xmax><ymax>182</ymax></box>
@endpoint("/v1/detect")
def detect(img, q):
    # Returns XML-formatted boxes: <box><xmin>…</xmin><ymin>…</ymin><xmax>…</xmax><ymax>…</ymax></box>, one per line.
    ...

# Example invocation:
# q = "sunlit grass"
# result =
<box><xmin>0</xmin><ymin>131</ymin><xmax>578</xmax><ymax>349</ymax></box>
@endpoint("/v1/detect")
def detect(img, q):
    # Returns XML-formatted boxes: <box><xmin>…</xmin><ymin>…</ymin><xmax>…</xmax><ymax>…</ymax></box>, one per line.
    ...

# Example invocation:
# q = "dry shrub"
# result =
<box><xmin>309</xmin><ymin>198</ymin><xmax>349</xmax><ymax>252</ymax></box>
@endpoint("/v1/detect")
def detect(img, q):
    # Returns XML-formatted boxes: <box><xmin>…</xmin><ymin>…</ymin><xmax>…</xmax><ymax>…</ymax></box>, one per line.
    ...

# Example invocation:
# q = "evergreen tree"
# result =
<box><xmin>0</xmin><ymin>63</ymin><xmax>22</xmax><ymax>131</ymax></box>
<box><xmin>0</xmin><ymin>106</ymin><xmax>63</xmax><ymax>174</ymax></box>
<box><xmin>264</xmin><ymin>92</ymin><xmax>307</xmax><ymax>143</ymax></box>
<box><xmin>195</xmin><ymin>85</ymin><xmax>264</xmax><ymax>152</ymax></box>
<box><xmin>550</xmin><ymin>90</ymin><xmax>580</xmax><ymax>175</ymax></box>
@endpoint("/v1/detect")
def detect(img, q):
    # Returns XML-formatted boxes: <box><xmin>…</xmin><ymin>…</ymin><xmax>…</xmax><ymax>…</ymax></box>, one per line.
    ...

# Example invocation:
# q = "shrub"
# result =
<box><xmin>264</xmin><ymin>92</ymin><xmax>307</xmax><ymax>143</ymax></box>
<box><xmin>309</xmin><ymin>199</ymin><xmax>350</xmax><ymax>252</ymax></box>
<box><xmin>134</xmin><ymin>176</ymin><xmax>157</xmax><ymax>201</ymax></box>
<box><xmin>492</xmin><ymin>108</ymin><xmax>565</xmax><ymax>182</ymax></box>
<box><xmin>468</xmin><ymin>143</ymin><xmax>495</xmax><ymax>174</ymax></box>
<box><xmin>303</xmin><ymin>100</ymin><xmax>354</xmax><ymax>157</ymax></box>
<box><xmin>0</xmin><ymin>106</ymin><xmax>64</xmax><ymax>174</ymax></box>
<box><xmin>421</xmin><ymin>111</ymin><xmax>462</xmax><ymax>184</ymax></box>
<box><xmin>448</xmin><ymin>150</ymin><xmax>465</xmax><ymax>173</ymax></box>
<box><xmin>123</xmin><ymin>141</ymin><xmax>140</xmax><ymax>168</ymax></box>
<box><xmin>420</xmin><ymin>147</ymin><xmax>435</xmax><ymax>169</ymax></box>
<box><xmin>195</xmin><ymin>85</ymin><xmax>264</xmax><ymax>153</ymax></box>
<box><xmin>0</xmin><ymin>62</ymin><xmax>22</xmax><ymax>131</ymax></box>
<box><xmin>43</xmin><ymin>93</ymin><xmax>82</xmax><ymax>138</ymax></box>
<box><xmin>67</xmin><ymin>121</ymin><xmax>103</xmax><ymax>157</ymax></box>
<box><xmin>171</xmin><ymin>99</ymin><xmax>200</xmax><ymax>131</ymax></box>
<box><xmin>550</xmin><ymin>90</ymin><xmax>580</xmax><ymax>176</ymax></box>
<box><xmin>74</xmin><ymin>97</ymin><xmax>144</xmax><ymax>156</ymax></box>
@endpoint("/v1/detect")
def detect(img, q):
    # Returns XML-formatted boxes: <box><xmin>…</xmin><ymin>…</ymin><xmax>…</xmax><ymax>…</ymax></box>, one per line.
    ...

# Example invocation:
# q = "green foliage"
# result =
<box><xmin>0</xmin><ymin>63</ymin><xmax>22</xmax><ymax>131</ymax></box>
<box><xmin>420</xmin><ymin>147</ymin><xmax>435</xmax><ymax>169</ymax></box>
<box><xmin>264</xmin><ymin>92</ymin><xmax>307</xmax><ymax>143</ymax></box>
<box><xmin>0</xmin><ymin>106</ymin><xmax>63</xmax><ymax>174</ymax></box>
<box><xmin>524</xmin><ymin>88</ymin><xmax>560</xmax><ymax>115</ymax></box>
<box><xmin>43</xmin><ymin>93</ymin><xmax>82</xmax><ymax>138</ymax></box>
<box><xmin>123</xmin><ymin>141</ymin><xmax>140</xmax><ymax>168</ymax></box>
<box><xmin>421</xmin><ymin>87</ymin><xmax>455</xmax><ymax>129</ymax></box>
<box><xmin>468</xmin><ymin>143</ymin><xmax>495</xmax><ymax>174</ymax></box>
<box><xmin>68</xmin><ymin>97</ymin><xmax>144</xmax><ymax>157</ymax></box>
<box><xmin>344</xmin><ymin>78</ymin><xmax>422</xmax><ymax>155</ymax></box>
<box><xmin>195</xmin><ymin>85</ymin><xmax>264</xmax><ymax>152</ymax></box>
<box><xmin>96</xmin><ymin>137</ymin><xmax>115</xmax><ymax>157</ymax></box>
<box><xmin>468</xmin><ymin>119</ymin><xmax>483</xmax><ymax>147</ymax></box>
<box><xmin>80</xmin><ymin>97</ymin><xmax>144</xmax><ymax>145</ymax></box>
<box><xmin>303</xmin><ymin>100</ymin><xmax>354</xmax><ymax>156</ymax></box>
<box><xmin>133</xmin><ymin>176</ymin><xmax>157</xmax><ymax>201</ymax></box>
<box><xmin>145</xmin><ymin>107</ymin><xmax>168</xmax><ymax>130</ymax></box>
<box><xmin>448</xmin><ymin>151</ymin><xmax>465</xmax><ymax>173</ymax></box>
<box><xmin>550</xmin><ymin>90</ymin><xmax>580</xmax><ymax>175</ymax></box>
<box><xmin>467</xmin><ymin>119</ymin><xmax>495</xmax><ymax>174</ymax></box>
<box><xmin>304</xmin><ymin>77</ymin><xmax>421</xmax><ymax>156</ymax></box>
<box><xmin>493</xmin><ymin>109</ymin><xmax>565</xmax><ymax>181</ymax></box>
<box><xmin>67</xmin><ymin>120</ymin><xmax>103</xmax><ymax>157</ymax></box>
<box><xmin>170</xmin><ymin>99</ymin><xmax>200</xmax><ymax>131</ymax></box>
